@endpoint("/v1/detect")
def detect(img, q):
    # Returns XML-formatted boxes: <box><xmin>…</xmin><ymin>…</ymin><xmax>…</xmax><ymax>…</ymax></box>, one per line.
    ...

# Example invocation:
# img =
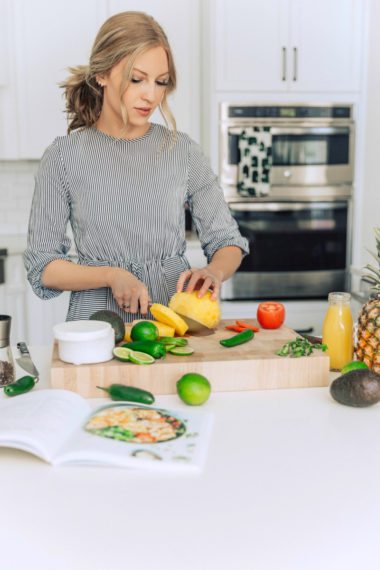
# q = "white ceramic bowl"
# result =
<box><xmin>53</xmin><ymin>320</ymin><xmax>115</xmax><ymax>365</ymax></box>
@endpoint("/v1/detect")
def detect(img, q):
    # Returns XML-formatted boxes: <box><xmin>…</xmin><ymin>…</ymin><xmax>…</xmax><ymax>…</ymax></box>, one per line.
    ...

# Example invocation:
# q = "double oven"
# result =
<box><xmin>219</xmin><ymin>103</ymin><xmax>354</xmax><ymax>301</ymax></box>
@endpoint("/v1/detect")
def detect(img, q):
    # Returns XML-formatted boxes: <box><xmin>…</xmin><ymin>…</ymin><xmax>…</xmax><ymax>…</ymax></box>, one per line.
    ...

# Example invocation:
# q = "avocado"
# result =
<box><xmin>89</xmin><ymin>310</ymin><xmax>125</xmax><ymax>344</ymax></box>
<box><xmin>330</xmin><ymin>369</ymin><xmax>380</xmax><ymax>407</ymax></box>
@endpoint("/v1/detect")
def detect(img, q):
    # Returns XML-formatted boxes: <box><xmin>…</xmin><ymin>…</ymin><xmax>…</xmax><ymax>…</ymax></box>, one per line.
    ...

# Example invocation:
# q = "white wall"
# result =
<box><xmin>358</xmin><ymin>0</ymin><xmax>380</xmax><ymax>266</ymax></box>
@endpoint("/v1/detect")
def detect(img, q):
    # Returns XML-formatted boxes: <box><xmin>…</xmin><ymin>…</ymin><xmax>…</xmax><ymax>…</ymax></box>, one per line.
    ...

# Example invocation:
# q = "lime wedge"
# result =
<box><xmin>169</xmin><ymin>346</ymin><xmax>194</xmax><ymax>356</ymax></box>
<box><xmin>128</xmin><ymin>350</ymin><xmax>155</xmax><ymax>365</ymax></box>
<box><xmin>113</xmin><ymin>347</ymin><xmax>133</xmax><ymax>362</ymax></box>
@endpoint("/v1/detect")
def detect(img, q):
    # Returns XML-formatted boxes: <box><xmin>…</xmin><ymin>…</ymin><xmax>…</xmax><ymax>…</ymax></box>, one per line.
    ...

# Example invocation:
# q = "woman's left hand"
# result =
<box><xmin>176</xmin><ymin>267</ymin><xmax>223</xmax><ymax>300</ymax></box>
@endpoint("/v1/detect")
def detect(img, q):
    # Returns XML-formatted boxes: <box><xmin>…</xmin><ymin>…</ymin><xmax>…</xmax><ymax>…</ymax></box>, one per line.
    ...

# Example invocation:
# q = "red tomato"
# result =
<box><xmin>257</xmin><ymin>302</ymin><xmax>285</xmax><ymax>329</ymax></box>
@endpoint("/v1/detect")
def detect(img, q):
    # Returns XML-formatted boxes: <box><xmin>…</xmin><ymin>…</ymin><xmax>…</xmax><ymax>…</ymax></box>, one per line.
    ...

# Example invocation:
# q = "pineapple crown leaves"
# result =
<box><xmin>363</xmin><ymin>227</ymin><xmax>380</xmax><ymax>290</ymax></box>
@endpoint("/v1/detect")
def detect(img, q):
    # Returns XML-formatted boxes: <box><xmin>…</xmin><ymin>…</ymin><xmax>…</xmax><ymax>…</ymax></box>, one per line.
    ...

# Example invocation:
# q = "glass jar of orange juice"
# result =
<box><xmin>322</xmin><ymin>292</ymin><xmax>353</xmax><ymax>371</ymax></box>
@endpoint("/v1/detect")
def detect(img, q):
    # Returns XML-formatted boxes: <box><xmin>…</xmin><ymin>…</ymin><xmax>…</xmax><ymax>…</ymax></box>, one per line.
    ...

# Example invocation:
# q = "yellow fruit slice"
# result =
<box><xmin>132</xmin><ymin>319</ymin><xmax>175</xmax><ymax>338</ymax></box>
<box><xmin>150</xmin><ymin>303</ymin><xmax>188</xmax><ymax>336</ymax></box>
<box><xmin>124</xmin><ymin>324</ymin><xmax>132</xmax><ymax>343</ymax></box>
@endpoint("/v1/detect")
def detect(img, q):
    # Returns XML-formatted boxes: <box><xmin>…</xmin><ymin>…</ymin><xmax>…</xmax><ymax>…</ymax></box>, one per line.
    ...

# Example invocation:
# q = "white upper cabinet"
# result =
<box><xmin>212</xmin><ymin>0</ymin><xmax>365</xmax><ymax>93</ymax></box>
<box><xmin>12</xmin><ymin>0</ymin><xmax>107</xmax><ymax>159</ymax></box>
<box><xmin>290</xmin><ymin>0</ymin><xmax>364</xmax><ymax>92</ymax></box>
<box><xmin>214</xmin><ymin>0</ymin><xmax>290</xmax><ymax>92</ymax></box>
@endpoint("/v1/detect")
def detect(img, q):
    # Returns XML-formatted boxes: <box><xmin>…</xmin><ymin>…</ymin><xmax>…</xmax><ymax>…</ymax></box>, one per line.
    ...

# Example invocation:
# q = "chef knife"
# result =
<box><xmin>16</xmin><ymin>342</ymin><xmax>39</xmax><ymax>380</ymax></box>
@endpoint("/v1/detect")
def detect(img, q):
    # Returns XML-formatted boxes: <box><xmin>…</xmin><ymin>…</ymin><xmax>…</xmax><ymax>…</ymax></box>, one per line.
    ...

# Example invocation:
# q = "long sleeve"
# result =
<box><xmin>186</xmin><ymin>138</ymin><xmax>249</xmax><ymax>262</ymax></box>
<box><xmin>24</xmin><ymin>140</ymin><xmax>73</xmax><ymax>299</ymax></box>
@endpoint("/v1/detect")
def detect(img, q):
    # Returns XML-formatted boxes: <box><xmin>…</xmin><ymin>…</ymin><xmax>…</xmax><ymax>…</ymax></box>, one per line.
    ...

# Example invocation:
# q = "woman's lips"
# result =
<box><xmin>135</xmin><ymin>108</ymin><xmax>151</xmax><ymax>116</ymax></box>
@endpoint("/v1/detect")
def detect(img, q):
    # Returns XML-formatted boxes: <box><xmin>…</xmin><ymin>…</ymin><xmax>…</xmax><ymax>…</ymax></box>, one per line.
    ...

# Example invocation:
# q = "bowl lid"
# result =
<box><xmin>53</xmin><ymin>320</ymin><xmax>113</xmax><ymax>342</ymax></box>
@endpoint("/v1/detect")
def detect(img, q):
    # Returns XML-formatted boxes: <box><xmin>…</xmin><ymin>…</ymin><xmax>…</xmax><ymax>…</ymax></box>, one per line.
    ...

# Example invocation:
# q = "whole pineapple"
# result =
<box><xmin>355</xmin><ymin>228</ymin><xmax>380</xmax><ymax>373</ymax></box>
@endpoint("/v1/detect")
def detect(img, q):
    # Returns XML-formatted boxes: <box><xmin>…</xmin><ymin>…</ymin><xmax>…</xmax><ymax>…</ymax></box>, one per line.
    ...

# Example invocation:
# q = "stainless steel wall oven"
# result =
<box><xmin>219</xmin><ymin>103</ymin><xmax>354</xmax><ymax>300</ymax></box>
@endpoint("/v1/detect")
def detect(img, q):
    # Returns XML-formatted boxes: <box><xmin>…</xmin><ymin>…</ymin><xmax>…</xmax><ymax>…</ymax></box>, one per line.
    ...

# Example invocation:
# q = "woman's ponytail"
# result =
<box><xmin>60</xmin><ymin>65</ymin><xmax>103</xmax><ymax>133</ymax></box>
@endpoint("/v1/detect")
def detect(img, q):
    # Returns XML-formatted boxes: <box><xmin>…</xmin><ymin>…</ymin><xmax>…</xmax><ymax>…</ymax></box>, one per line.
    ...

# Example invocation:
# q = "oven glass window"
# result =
<box><xmin>233</xmin><ymin>205</ymin><xmax>347</xmax><ymax>272</ymax></box>
<box><xmin>272</xmin><ymin>133</ymin><xmax>349</xmax><ymax>166</ymax></box>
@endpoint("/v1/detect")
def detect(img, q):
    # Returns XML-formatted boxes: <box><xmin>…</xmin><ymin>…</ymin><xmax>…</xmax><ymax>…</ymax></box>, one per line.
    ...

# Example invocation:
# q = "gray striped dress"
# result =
<box><xmin>24</xmin><ymin>124</ymin><xmax>249</xmax><ymax>322</ymax></box>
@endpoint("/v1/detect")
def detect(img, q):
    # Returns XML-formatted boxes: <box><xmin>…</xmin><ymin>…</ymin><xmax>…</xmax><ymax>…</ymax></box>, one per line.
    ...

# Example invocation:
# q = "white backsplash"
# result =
<box><xmin>0</xmin><ymin>161</ymin><xmax>39</xmax><ymax>235</ymax></box>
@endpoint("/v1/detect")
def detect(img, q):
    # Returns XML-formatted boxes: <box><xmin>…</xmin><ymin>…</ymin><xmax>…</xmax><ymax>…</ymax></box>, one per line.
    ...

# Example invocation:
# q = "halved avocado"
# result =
<box><xmin>89</xmin><ymin>310</ymin><xmax>125</xmax><ymax>344</ymax></box>
<box><xmin>330</xmin><ymin>369</ymin><xmax>380</xmax><ymax>407</ymax></box>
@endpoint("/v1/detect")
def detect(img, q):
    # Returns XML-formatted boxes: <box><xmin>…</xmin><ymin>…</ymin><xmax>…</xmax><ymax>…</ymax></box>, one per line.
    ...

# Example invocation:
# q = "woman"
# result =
<box><xmin>24</xmin><ymin>11</ymin><xmax>249</xmax><ymax>321</ymax></box>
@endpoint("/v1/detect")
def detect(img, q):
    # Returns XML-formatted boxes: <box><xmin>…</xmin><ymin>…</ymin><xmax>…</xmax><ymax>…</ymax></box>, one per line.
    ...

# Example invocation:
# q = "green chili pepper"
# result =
<box><xmin>219</xmin><ymin>328</ymin><xmax>254</xmax><ymax>348</ymax></box>
<box><xmin>276</xmin><ymin>337</ymin><xmax>328</xmax><ymax>358</ymax></box>
<box><xmin>122</xmin><ymin>341</ymin><xmax>166</xmax><ymax>359</ymax></box>
<box><xmin>97</xmin><ymin>384</ymin><xmax>155</xmax><ymax>405</ymax></box>
<box><xmin>4</xmin><ymin>375</ymin><xmax>36</xmax><ymax>397</ymax></box>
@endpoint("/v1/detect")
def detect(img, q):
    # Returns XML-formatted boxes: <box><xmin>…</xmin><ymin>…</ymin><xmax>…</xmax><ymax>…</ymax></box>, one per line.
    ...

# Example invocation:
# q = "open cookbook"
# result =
<box><xmin>0</xmin><ymin>389</ymin><xmax>213</xmax><ymax>473</ymax></box>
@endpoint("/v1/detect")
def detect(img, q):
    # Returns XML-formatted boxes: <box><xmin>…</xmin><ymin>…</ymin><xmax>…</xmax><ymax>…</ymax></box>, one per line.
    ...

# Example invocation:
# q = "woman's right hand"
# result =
<box><xmin>106</xmin><ymin>268</ymin><xmax>151</xmax><ymax>315</ymax></box>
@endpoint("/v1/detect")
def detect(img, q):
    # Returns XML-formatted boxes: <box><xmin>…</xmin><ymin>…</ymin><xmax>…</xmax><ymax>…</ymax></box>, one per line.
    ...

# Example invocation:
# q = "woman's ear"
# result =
<box><xmin>96</xmin><ymin>74</ymin><xmax>106</xmax><ymax>88</ymax></box>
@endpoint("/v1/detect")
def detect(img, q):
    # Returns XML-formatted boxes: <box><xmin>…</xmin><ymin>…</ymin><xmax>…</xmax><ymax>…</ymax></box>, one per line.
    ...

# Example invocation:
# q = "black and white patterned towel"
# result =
<box><xmin>235</xmin><ymin>127</ymin><xmax>272</xmax><ymax>197</ymax></box>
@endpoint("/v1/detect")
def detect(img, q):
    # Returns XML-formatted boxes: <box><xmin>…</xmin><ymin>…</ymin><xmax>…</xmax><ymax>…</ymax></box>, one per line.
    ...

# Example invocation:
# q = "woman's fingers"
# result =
<box><xmin>139</xmin><ymin>288</ymin><xmax>150</xmax><ymax>315</ymax></box>
<box><xmin>176</xmin><ymin>269</ymin><xmax>194</xmax><ymax>293</ymax></box>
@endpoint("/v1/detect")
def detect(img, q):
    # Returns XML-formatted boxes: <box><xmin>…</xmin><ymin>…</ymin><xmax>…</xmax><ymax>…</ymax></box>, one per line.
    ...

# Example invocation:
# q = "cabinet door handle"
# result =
<box><xmin>282</xmin><ymin>46</ymin><xmax>287</xmax><ymax>81</ymax></box>
<box><xmin>293</xmin><ymin>47</ymin><xmax>298</xmax><ymax>81</ymax></box>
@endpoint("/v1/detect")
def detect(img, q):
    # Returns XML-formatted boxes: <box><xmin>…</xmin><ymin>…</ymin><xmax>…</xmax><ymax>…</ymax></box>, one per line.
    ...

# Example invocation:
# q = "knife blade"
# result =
<box><xmin>16</xmin><ymin>342</ymin><xmax>39</xmax><ymax>380</ymax></box>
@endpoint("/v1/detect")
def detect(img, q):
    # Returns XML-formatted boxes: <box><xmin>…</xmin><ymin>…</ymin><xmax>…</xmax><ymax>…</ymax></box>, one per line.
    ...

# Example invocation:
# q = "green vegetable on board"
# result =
<box><xmin>276</xmin><ymin>337</ymin><xmax>327</xmax><ymax>358</ymax></box>
<box><xmin>97</xmin><ymin>384</ymin><xmax>155</xmax><ymax>405</ymax></box>
<box><xmin>4</xmin><ymin>375</ymin><xmax>36</xmax><ymax>397</ymax></box>
<box><xmin>122</xmin><ymin>340</ymin><xmax>166</xmax><ymax>359</ymax></box>
<box><xmin>219</xmin><ymin>328</ymin><xmax>254</xmax><ymax>348</ymax></box>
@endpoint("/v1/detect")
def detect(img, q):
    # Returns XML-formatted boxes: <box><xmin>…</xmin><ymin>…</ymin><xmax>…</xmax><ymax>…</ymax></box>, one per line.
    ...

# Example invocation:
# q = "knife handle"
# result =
<box><xmin>17</xmin><ymin>342</ymin><xmax>29</xmax><ymax>355</ymax></box>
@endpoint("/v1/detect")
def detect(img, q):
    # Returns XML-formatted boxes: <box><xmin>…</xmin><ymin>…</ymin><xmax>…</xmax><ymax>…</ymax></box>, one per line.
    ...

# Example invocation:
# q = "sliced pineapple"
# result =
<box><xmin>150</xmin><ymin>303</ymin><xmax>188</xmax><ymax>336</ymax></box>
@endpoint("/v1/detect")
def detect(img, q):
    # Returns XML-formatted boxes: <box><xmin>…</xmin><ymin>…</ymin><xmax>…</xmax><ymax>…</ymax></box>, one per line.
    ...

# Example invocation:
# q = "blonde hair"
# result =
<box><xmin>61</xmin><ymin>11</ymin><xmax>177</xmax><ymax>137</ymax></box>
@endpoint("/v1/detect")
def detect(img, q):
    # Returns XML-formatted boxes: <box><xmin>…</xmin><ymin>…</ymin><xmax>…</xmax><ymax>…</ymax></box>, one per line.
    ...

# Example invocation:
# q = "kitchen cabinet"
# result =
<box><xmin>4</xmin><ymin>0</ymin><xmax>107</xmax><ymax>159</ymax></box>
<box><xmin>211</xmin><ymin>0</ymin><xmax>365</xmax><ymax>93</ymax></box>
<box><xmin>0</xmin><ymin>0</ymin><xmax>200</xmax><ymax>159</ymax></box>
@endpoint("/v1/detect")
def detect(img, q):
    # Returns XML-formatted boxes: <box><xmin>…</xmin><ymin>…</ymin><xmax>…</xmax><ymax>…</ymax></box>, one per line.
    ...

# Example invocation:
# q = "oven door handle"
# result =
<box><xmin>270</xmin><ymin>127</ymin><xmax>349</xmax><ymax>135</ymax></box>
<box><xmin>228</xmin><ymin>202</ymin><xmax>348</xmax><ymax>212</ymax></box>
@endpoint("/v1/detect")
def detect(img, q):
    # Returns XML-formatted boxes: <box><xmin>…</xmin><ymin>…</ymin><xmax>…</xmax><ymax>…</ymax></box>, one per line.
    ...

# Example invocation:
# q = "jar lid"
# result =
<box><xmin>53</xmin><ymin>320</ymin><xmax>113</xmax><ymax>342</ymax></box>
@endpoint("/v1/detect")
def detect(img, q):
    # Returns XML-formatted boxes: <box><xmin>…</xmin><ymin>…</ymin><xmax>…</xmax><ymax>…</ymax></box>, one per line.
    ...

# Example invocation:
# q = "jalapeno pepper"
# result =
<box><xmin>219</xmin><ymin>328</ymin><xmax>254</xmax><ymax>348</ymax></box>
<box><xmin>4</xmin><ymin>375</ymin><xmax>36</xmax><ymax>397</ymax></box>
<box><xmin>97</xmin><ymin>384</ymin><xmax>155</xmax><ymax>405</ymax></box>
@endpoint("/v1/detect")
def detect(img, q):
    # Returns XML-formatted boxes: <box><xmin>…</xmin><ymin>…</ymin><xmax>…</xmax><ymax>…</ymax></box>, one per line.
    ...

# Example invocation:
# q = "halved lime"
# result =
<box><xmin>128</xmin><ymin>350</ymin><xmax>155</xmax><ymax>365</ymax></box>
<box><xmin>169</xmin><ymin>346</ymin><xmax>194</xmax><ymax>356</ymax></box>
<box><xmin>113</xmin><ymin>347</ymin><xmax>133</xmax><ymax>362</ymax></box>
<box><xmin>163</xmin><ymin>344</ymin><xmax>176</xmax><ymax>352</ymax></box>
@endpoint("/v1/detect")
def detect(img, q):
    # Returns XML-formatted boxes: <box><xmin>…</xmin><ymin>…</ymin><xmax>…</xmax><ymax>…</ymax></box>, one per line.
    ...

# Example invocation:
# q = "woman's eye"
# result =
<box><xmin>156</xmin><ymin>80</ymin><xmax>169</xmax><ymax>87</ymax></box>
<box><xmin>131</xmin><ymin>78</ymin><xmax>142</xmax><ymax>83</ymax></box>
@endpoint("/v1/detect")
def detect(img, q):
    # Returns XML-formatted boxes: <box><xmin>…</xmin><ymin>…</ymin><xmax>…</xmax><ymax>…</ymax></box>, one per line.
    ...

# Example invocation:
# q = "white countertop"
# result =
<box><xmin>0</xmin><ymin>347</ymin><xmax>379</xmax><ymax>570</ymax></box>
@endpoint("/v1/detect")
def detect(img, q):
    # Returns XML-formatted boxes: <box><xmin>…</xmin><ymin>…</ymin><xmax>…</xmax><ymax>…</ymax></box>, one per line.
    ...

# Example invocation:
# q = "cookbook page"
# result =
<box><xmin>0</xmin><ymin>390</ymin><xmax>90</xmax><ymax>462</ymax></box>
<box><xmin>55</xmin><ymin>403</ymin><xmax>214</xmax><ymax>473</ymax></box>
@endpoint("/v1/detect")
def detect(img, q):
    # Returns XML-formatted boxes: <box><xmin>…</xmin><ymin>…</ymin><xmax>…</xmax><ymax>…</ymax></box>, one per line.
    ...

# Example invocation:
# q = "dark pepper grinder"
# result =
<box><xmin>0</xmin><ymin>315</ymin><xmax>16</xmax><ymax>386</ymax></box>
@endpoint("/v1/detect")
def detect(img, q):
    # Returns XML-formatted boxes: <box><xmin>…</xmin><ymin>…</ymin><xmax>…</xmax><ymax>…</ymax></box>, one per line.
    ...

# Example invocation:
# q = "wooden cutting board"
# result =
<box><xmin>50</xmin><ymin>319</ymin><xmax>330</xmax><ymax>398</ymax></box>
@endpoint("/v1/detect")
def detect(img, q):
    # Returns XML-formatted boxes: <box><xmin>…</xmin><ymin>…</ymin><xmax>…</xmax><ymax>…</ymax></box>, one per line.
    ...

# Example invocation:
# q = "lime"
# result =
<box><xmin>131</xmin><ymin>321</ymin><xmax>159</xmax><ymax>342</ymax></box>
<box><xmin>163</xmin><ymin>344</ymin><xmax>176</xmax><ymax>352</ymax></box>
<box><xmin>341</xmin><ymin>360</ymin><xmax>369</xmax><ymax>375</ymax></box>
<box><xmin>128</xmin><ymin>350</ymin><xmax>155</xmax><ymax>365</ymax></box>
<box><xmin>176</xmin><ymin>373</ymin><xmax>211</xmax><ymax>406</ymax></box>
<box><xmin>113</xmin><ymin>347</ymin><xmax>133</xmax><ymax>362</ymax></box>
<box><xmin>169</xmin><ymin>346</ymin><xmax>194</xmax><ymax>356</ymax></box>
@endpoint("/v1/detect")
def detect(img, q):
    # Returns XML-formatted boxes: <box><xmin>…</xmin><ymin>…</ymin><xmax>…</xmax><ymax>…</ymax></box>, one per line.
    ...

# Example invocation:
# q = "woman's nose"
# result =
<box><xmin>142</xmin><ymin>82</ymin><xmax>156</xmax><ymax>102</ymax></box>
